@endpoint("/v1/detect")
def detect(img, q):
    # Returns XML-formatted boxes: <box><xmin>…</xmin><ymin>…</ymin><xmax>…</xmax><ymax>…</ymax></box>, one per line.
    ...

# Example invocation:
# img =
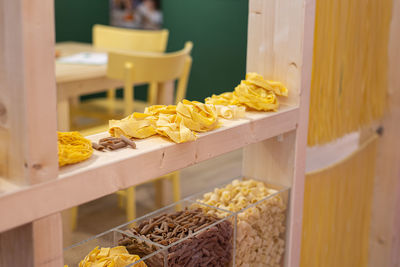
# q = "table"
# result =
<box><xmin>56</xmin><ymin>42</ymin><xmax>174</xmax><ymax>131</ymax></box>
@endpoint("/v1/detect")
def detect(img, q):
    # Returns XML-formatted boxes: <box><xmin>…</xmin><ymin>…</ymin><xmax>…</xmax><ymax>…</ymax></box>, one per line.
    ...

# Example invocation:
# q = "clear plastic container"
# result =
<box><xmin>116</xmin><ymin>199</ymin><xmax>235</xmax><ymax>267</ymax></box>
<box><xmin>65</xmin><ymin>179</ymin><xmax>288</xmax><ymax>267</ymax></box>
<box><xmin>190</xmin><ymin>177</ymin><xmax>290</xmax><ymax>267</ymax></box>
<box><xmin>64</xmin><ymin>229</ymin><xmax>161</xmax><ymax>266</ymax></box>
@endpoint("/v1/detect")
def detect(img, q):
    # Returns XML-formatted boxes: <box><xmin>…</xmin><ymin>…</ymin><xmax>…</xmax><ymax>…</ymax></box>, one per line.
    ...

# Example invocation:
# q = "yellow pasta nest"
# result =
<box><xmin>176</xmin><ymin>100</ymin><xmax>218</xmax><ymax>132</ymax></box>
<box><xmin>205</xmin><ymin>92</ymin><xmax>240</xmax><ymax>106</ymax></box>
<box><xmin>234</xmin><ymin>81</ymin><xmax>279</xmax><ymax>111</ymax></box>
<box><xmin>109</xmin><ymin>113</ymin><xmax>157</xmax><ymax>139</ymax></box>
<box><xmin>109</xmin><ymin>100</ymin><xmax>217</xmax><ymax>144</ymax></box>
<box><xmin>109</xmin><ymin>73</ymin><xmax>287</xmax><ymax>143</ymax></box>
<box><xmin>205</xmin><ymin>72</ymin><xmax>288</xmax><ymax>112</ymax></box>
<box><xmin>156</xmin><ymin>113</ymin><xmax>197</xmax><ymax>143</ymax></box>
<box><xmin>79</xmin><ymin>246</ymin><xmax>146</xmax><ymax>267</ymax></box>
<box><xmin>58</xmin><ymin>131</ymin><xmax>93</xmax><ymax>167</ymax></box>
<box><xmin>245</xmin><ymin>72</ymin><xmax>288</xmax><ymax>96</ymax></box>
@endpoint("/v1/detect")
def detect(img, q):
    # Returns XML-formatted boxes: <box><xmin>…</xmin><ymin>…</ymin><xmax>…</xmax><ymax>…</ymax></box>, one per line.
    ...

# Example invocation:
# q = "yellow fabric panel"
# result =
<box><xmin>308</xmin><ymin>0</ymin><xmax>392</xmax><ymax>146</ymax></box>
<box><xmin>301</xmin><ymin>137</ymin><xmax>377</xmax><ymax>267</ymax></box>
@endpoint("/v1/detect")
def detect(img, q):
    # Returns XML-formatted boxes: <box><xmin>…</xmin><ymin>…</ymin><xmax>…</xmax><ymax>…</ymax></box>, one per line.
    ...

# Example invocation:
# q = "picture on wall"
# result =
<box><xmin>110</xmin><ymin>0</ymin><xmax>162</xmax><ymax>30</ymax></box>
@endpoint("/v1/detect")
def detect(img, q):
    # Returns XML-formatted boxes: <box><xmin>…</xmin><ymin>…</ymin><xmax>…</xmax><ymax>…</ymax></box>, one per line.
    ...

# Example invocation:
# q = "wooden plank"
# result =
<box><xmin>0</xmin><ymin>0</ymin><xmax>62</xmax><ymax>266</ymax></box>
<box><xmin>0</xmin><ymin>223</ymin><xmax>34</xmax><ymax>267</ymax></box>
<box><xmin>244</xmin><ymin>0</ymin><xmax>315</xmax><ymax>266</ymax></box>
<box><xmin>369</xmin><ymin>0</ymin><xmax>400</xmax><ymax>265</ymax></box>
<box><xmin>0</xmin><ymin>0</ymin><xmax>59</xmax><ymax>186</ymax></box>
<box><xmin>33</xmin><ymin>214</ymin><xmax>63</xmax><ymax>267</ymax></box>
<box><xmin>0</xmin><ymin>106</ymin><xmax>298</xmax><ymax>232</ymax></box>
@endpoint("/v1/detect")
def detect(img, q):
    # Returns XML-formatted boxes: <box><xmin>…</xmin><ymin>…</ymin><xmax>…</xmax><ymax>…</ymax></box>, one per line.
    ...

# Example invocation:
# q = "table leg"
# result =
<box><xmin>157</xmin><ymin>80</ymin><xmax>175</xmax><ymax>105</ymax></box>
<box><xmin>57</xmin><ymin>98</ymin><xmax>70</xmax><ymax>131</ymax></box>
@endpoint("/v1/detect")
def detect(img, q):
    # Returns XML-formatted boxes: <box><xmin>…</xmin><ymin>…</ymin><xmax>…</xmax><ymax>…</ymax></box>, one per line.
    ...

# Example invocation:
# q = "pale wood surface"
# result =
<box><xmin>245</xmin><ymin>0</ymin><xmax>315</xmax><ymax>266</ymax></box>
<box><xmin>0</xmin><ymin>106</ymin><xmax>298</xmax><ymax>232</ymax></box>
<box><xmin>33</xmin><ymin>213</ymin><xmax>63</xmax><ymax>267</ymax></box>
<box><xmin>0</xmin><ymin>0</ymin><xmax>63</xmax><ymax>266</ymax></box>
<box><xmin>369</xmin><ymin>0</ymin><xmax>400</xmax><ymax>265</ymax></box>
<box><xmin>0</xmin><ymin>223</ymin><xmax>34</xmax><ymax>267</ymax></box>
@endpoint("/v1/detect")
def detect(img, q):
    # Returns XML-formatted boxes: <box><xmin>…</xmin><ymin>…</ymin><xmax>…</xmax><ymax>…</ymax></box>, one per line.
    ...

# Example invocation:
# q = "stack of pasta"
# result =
<box><xmin>109</xmin><ymin>72</ymin><xmax>288</xmax><ymax>144</ymax></box>
<box><xmin>77</xmin><ymin>246</ymin><xmax>146</xmax><ymax>267</ymax></box>
<box><xmin>195</xmin><ymin>179</ymin><xmax>287</xmax><ymax>267</ymax></box>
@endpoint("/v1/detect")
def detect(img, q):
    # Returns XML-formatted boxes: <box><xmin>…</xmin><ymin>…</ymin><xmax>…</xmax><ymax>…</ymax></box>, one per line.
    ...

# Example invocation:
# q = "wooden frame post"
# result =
<box><xmin>0</xmin><ymin>0</ymin><xmax>62</xmax><ymax>266</ymax></box>
<box><xmin>368</xmin><ymin>0</ymin><xmax>400</xmax><ymax>265</ymax></box>
<box><xmin>244</xmin><ymin>0</ymin><xmax>315</xmax><ymax>266</ymax></box>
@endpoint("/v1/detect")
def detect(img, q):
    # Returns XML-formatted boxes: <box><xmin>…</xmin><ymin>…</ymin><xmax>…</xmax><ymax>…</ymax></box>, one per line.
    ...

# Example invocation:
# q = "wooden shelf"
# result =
<box><xmin>0</xmin><ymin>105</ymin><xmax>298</xmax><ymax>233</ymax></box>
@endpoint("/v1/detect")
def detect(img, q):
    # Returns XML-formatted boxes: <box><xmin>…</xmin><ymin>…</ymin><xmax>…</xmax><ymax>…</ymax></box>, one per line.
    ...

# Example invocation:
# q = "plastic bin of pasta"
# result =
<box><xmin>192</xmin><ymin>178</ymin><xmax>289</xmax><ymax>267</ymax></box>
<box><xmin>63</xmin><ymin>229</ymin><xmax>150</xmax><ymax>267</ymax></box>
<box><xmin>116</xmin><ymin>199</ymin><xmax>235</xmax><ymax>267</ymax></box>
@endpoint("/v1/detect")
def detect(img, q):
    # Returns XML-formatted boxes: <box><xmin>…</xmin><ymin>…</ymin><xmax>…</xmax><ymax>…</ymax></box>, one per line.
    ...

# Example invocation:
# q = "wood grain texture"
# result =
<box><xmin>245</xmin><ymin>0</ymin><xmax>315</xmax><ymax>266</ymax></box>
<box><xmin>0</xmin><ymin>106</ymin><xmax>298</xmax><ymax>233</ymax></box>
<box><xmin>301</xmin><ymin>136</ymin><xmax>377</xmax><ymax>267</ymax></box>
<box><xmin>0</xmin><ymin>223</ymin><xmax>34</xmax><ymax>267</ymax></box>
<box><xmin>33</xmin><ymin>214</ymin><xmax>63</xmax><ymax>267</ymax></box>
<box><xmin>368</xmin><ymin>0</ymin><xmax>400</xmax><ymax>265</ymax></box>
<box><xmin>0</xmin><ymin>0</ymin><xmax>62</xmax><ymax>266</ymax></box>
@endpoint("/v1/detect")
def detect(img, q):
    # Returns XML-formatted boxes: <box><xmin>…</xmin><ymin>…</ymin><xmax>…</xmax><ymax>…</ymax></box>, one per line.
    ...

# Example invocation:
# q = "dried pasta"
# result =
<box><xmin>79</xmin><ymin>246</ymin><xmax>146</xmax><ymax>267</ymax></box>
<box><xmin>58</xmin><ymin>132</ymin><xmax>93</xmax><ymax>167</ymax></box>
<box><xmin>109</xmin><ymin>72</ymin><xmax>287</xmax><ymax>144</ymax></box>
<box><xmin>308</xmin><ymin>0</ymin><xmax>391</xmax><ymax>145</ymax></box>
<box><xmin>205</xmin><ymin>73</ymin><xmax>287</xmax><ymax>112</ymax></box>
<box><xmin>109</xmin><ymin>113</ymin><xmax>157</xmax><ymax>139</ymax></box>
<box><xmin>155</xmin><ymin>113</ymin><xmax>197</xmax><ymax>143</ymax></box>
<box><xmin>196</xmin><ymin>179</ymin><xmax>287</xmax><ymax>267</ymax></box>
<box><xmin>176</xmin><ymin>100</ymin><xmax>218</xmax><ymax>132</ymax></box>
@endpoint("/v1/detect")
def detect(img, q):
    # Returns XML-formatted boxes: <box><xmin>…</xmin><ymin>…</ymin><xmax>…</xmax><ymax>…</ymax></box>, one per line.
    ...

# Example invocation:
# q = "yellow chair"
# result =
<box><xmin>70</xmin><ymin>42</ymin><xmax>193</xmax><ymax>230</ymax></box>
<box><xmin>93</xmin><ymin>24</ymin><xmax>169</xmax><ymax>112</ymax></box>
<box><xmin>106</xmin><ymin>41</ymin><xmax>193</xmax><ymax>115</ymax></box>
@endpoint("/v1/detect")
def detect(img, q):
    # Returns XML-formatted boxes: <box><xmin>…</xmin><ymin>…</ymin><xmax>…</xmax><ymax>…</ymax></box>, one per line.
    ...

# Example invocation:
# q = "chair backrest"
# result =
<box><xmin>93</xmin><ymin>24</ymin><xmax>168</xmax><ymax>53</ymax></box>
<box><xmin>107</xmin><ymin>42</ymin><xmax>193</xmax><ymax>104</ymax></box>
<box><xmin>107</xmin><ymin>42</ymin><xmax>193</xmax><ymax>83</ymax></box>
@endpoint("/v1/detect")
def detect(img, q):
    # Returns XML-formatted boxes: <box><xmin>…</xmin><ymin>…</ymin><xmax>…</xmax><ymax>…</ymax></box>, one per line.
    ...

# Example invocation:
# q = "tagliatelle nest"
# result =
<box><xmin>58</xmin><ymin>131</ymin><xmax>93</xmax><ymax>167</ymax></box>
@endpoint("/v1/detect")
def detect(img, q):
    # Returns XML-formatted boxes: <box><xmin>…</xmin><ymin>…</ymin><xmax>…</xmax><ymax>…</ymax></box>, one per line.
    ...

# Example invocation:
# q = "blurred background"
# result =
<box><xmin>55</xmin><ymin>0</ymin><xmax>248</xmax><ymax>102</ymax></box>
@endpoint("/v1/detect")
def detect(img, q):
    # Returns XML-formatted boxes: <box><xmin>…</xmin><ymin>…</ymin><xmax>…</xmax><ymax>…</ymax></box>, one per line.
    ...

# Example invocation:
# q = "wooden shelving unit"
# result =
<box><xmin>0</xmin><ymin>0</ymin><xmax>315</xmax><ymax>266</ymax></box>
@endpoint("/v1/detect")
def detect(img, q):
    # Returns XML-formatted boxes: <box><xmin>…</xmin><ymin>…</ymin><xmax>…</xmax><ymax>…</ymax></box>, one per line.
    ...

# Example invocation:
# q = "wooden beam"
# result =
<box><xmin>0</xmin><ymin>106</ymin><xmax>299</xmax><ymax>233</ymax></box>
<box><xmin>244</xmin><ymin>0</ymin><xmax>315</xmax><ymax>266</ymax></box>
<box><xmin>0</xmin><ymin>224</ymin><xmax>34</xmax><ymax>267</ymax></box>
<box><xmin>368</xmin><ymin>0</ymin><xmax>400</xmax><ymax>265</ymax></box>
<box><xmin>0</xmin><ymin>0</ymin><xmax>62</xmax><ymax>266</ymax></box>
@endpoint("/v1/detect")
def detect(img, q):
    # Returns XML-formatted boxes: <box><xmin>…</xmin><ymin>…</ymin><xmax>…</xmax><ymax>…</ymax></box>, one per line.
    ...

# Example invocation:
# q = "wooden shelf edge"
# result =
<box><xmin>0</xmin><ymin>105</ymin><xmax>298</xmax><ymax>232</ymax></box>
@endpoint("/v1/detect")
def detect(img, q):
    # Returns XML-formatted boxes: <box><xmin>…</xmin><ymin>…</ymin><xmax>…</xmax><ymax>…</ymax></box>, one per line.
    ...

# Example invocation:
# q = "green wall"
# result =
<box><xmin>55</xmin><ymin>0</ymin><xmax>248</xmax><ymax>102</ymax></box>
<box><xmin>55</xmin><ymin>0</ymin><xmax>109</xmax><ymax>43</ymax></box>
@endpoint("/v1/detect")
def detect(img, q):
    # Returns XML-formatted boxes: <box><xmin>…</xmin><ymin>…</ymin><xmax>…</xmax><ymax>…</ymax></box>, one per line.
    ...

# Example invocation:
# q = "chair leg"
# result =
<box><xmin>107</xmin><ymin>89</ymin><xmax>115</xmax><ymax>113</ymax></box>
<box><xmin>123</xmin><ymin>64</ymin><xmax>134</xmax><ymax>116</ymax></box>
<box><xmin>148</xmin><ymin>82</ymin><xmax>158</xmax><ymax>106</ymax></box>
<box><xmin>126</xmin><ymin>187</ymin><xmax>136</xmax><ymax>222</ymax></box>
<box><xmin>171</xmin><ymin>171</ymin><xmax>181</xmax><ymax>203</ymax></box>
<box><xmin>153</xmin><ymin>179</ymin><xmax>164</xmax><ymax>208</ymax></box>
<box><xmin>171</xmin><ymin>172</ymin><xmax>181</xmax><ymax>210</ymax></box>
<box><xmin>70</xmin><ymin>206</ymin><xmax>78</xmax><ymax>231</ymax></box>
<box><xmin>117</xmin><ymin>192</ymin><xmax>124</xmax><ymax>209</ymax></box>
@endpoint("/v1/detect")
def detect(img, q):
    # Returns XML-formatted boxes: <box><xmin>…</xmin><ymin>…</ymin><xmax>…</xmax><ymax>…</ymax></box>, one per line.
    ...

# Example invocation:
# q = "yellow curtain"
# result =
<box><xmin>308</xmin><ymin>0</ymin><xmax>392</xmax><ymax>146</ymax></box>
<box><xmin>301</xmin><ymin>136</ymin><xmax>377</xmax><ymax>267</ymax></box>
